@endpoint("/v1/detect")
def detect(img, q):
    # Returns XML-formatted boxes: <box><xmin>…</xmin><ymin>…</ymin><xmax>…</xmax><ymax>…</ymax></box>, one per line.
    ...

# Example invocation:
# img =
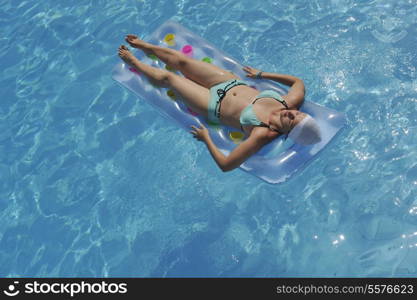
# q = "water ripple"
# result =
<box><xmin>1</xmin><ymin>0</ymin><xmax>416</xmax><ymax>277</ymax></box>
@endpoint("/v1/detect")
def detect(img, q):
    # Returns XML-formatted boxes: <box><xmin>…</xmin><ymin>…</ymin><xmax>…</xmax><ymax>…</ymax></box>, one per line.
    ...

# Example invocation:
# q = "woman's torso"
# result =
<box><xmin>218</xmin><ymin>85</ymin><xmax>288</xmax><ymax>135</ymax></box>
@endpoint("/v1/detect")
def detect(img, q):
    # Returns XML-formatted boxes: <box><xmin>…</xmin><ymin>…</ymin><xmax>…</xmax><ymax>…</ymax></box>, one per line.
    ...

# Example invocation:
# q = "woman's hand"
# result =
<box><xmin>190</xmin><ymin>124</ymin><xmax>209</xmax><ymax>142</ymax></box>
<box><xmin>243</xmin><ymin>66</ymin><xmax>262</xmax><ymax>79</ymax></box>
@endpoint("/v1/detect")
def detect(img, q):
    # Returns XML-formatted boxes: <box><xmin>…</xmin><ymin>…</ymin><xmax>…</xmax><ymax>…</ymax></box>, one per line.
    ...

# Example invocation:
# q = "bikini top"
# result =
<box><xmin>239</xmin><ymin>90</ymin><xmax>289</xmax><ymax>131</ymax></box>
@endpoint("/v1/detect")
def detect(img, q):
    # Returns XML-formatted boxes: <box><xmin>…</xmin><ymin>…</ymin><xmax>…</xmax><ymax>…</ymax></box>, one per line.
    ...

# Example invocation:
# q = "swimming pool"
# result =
<box><xmin>1</xmin><ymin>0</ymin><xmax>416</xmax><ymax>277</ymax></box>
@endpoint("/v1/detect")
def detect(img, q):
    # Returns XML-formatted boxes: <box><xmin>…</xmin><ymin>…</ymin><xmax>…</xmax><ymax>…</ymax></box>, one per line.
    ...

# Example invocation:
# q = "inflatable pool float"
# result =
<box><xmin>112</xmin><ymin>20</ymin><xmax>346</xmax><ymax>184</ymax></box>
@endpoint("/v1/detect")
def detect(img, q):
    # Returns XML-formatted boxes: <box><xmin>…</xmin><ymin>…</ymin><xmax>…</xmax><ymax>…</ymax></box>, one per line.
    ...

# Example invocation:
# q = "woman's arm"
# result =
<box><xmin>243</xmin><ymin>66</ymin><xmax>306</xmax><ymax>109</ymax></box>
<box><xmin>190</xmin><ymin>125</ymin><xmax>270</xmax><ymax>172</ymax></box>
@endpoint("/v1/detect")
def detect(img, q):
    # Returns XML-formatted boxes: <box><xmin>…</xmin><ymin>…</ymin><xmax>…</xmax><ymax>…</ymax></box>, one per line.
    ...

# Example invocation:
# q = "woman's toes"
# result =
<box><xmin>119</xmin><ymin>45</ymin><xmax>129</xmax><ymax>54</ymax></box>
<box><xmin>118</xmin><ymin>45</ymin><xmax>135</xmax><ymax>64</ymax></box>
<box><xmin>125</xmin><ymin>34</ymin><xmax>144</xmax><ymax>48</ymax></box>
<box><xmin>126</xmin><ymin>34</ymin><xmax>137</xmax><ymax>40</ymax></box>
<box><xmin>118</xmin><ymin>45</ymin><xmax>128</xmax><ymax>57</ymax></box>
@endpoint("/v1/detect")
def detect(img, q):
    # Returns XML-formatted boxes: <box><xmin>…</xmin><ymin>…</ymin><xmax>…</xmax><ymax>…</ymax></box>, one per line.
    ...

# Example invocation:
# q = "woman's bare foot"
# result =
<box><xmin>125</xmin><ymin>34</ymin><xmax>147</xmax><ymax>49</ymax></box>
<box><xmin>118</xmin><ymin>45</ymin><xmax>137</xmax><ymax>66</ymax></box>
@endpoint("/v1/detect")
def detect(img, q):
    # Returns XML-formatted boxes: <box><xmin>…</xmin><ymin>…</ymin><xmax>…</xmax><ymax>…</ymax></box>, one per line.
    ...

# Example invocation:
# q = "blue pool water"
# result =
<box><xmin>1</xmin><ymin>0</ymin><xmax>416</xmax><ymax>277</ymax></box>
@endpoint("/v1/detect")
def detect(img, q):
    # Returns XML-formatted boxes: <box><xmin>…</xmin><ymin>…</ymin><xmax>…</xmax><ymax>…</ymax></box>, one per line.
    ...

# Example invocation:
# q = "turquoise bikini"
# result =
<box><xmin>208</xmin><ymin>79</ymin><xmax>247</xmax><ymax>124</ymax></box>
<box><xmin>208</xmin><ymin>80</ymin><xmax>288</xmax><ymax>131</ymax></box>
<box><xmin>239</xmin><ymin>90</ymin><xmax>288</xmax><ymax>130</ymax></box>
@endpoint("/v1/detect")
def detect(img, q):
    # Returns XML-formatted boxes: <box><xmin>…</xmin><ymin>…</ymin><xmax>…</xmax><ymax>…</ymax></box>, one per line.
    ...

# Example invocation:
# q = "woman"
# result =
<box><xmin>118</xmin><ymin>35</ymin><xmax>321</xmax><ymax>172</ymax></box>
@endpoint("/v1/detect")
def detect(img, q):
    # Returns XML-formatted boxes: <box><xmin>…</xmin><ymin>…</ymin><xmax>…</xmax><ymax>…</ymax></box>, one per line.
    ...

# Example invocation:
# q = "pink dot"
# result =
<box><xmin>187</xmin><ymin>107</ymin><xmax>199</xmax><ymax>116</ymax></box>
<box><xmin>181</xmin><ymin>45</ymin><xmax>193</xmax><ymax>57</ymax></box>
<box><xmin>129</xmin><ymin>67</ymin><xmax>140</xmax><ymax>75</ymax></box>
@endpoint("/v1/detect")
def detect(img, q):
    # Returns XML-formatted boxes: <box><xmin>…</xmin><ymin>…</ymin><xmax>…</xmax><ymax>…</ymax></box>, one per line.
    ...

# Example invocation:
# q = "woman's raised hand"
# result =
<box><xmin>243</xmin><ymin>66</ymin><xmax>262</xmax><ymax>78</ymax></box>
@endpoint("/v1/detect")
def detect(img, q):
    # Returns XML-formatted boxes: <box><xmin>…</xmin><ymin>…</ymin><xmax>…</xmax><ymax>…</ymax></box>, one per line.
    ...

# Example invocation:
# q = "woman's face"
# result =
<box><xmin>268</xmin><ymin>110</ymin><xmax>305</xmax><ymax>134</ymax></box>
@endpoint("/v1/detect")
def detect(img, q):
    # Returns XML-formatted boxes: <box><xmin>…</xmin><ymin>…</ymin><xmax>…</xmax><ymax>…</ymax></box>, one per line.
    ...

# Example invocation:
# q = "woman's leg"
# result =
<box><xmin>125</xmin><ymin>35</ymin><xmax>239</xmax><ymax>88</ymax></box>
<box><xmin>118</xmin><ymin>46</ymin><xmax>210</xmax><ymax>115</ymax></box>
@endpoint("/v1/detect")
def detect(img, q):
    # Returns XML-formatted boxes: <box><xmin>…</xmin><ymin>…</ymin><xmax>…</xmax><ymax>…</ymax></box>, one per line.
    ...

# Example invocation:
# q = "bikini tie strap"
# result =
<box><xmin>215</xmin><ymin>80</ymin><xmax>247</xmax><ymax>118</ymax></box>
<box><xmin>217</xmin><ymin>89</ymin><xmax>226</xmax><ymax>100</ymax></box>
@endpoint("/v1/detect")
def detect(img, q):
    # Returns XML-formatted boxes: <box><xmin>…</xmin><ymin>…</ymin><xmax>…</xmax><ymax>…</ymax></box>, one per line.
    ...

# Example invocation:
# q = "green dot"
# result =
<box><xmin>149</xmin><ymin>80</ymin><xmax>160</xmax><ymax>88</ymax></box>
<box><xmin>207</xmin><ymin>121</ymin><xmax>221</xmax><ymax>130</ymax></box>
<box><xmin>147</xmin><ymin>54</ymin><xmax>158</xmax><ymax>61</ymax></box>
<box><xmin>202</xmin><ymin>57</ymin><xmax>213</xmax><ymax>64</ymax></box>
<box><xmin>165</xmin><ymin>65</ymin><xmax>176</xmax><ymax>72</ymax></box>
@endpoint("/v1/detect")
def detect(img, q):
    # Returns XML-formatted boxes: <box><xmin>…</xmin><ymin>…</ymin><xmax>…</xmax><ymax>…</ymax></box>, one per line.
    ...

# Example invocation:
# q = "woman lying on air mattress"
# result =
<box><xmin>118</xmin><ymin>36</ymin><xmax>321</xmax><ymax>172</ymax></box>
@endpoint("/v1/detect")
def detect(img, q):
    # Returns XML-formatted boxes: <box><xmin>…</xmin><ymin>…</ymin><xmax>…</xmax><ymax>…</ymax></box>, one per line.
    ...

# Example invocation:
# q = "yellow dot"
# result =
<box><xmin>164</xmin><ymin>33</ymin><xmax>175</xmax><ymax>46</ymax></box>
<box><xmin>167</xmin><ymin>90</ymin><xmax>176</xmax><ymax>100</ymax></box>
<box><xmin>229</xmin><ymin>131</ymin><xmax>244</xmax><ymax>143</ymax></box>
